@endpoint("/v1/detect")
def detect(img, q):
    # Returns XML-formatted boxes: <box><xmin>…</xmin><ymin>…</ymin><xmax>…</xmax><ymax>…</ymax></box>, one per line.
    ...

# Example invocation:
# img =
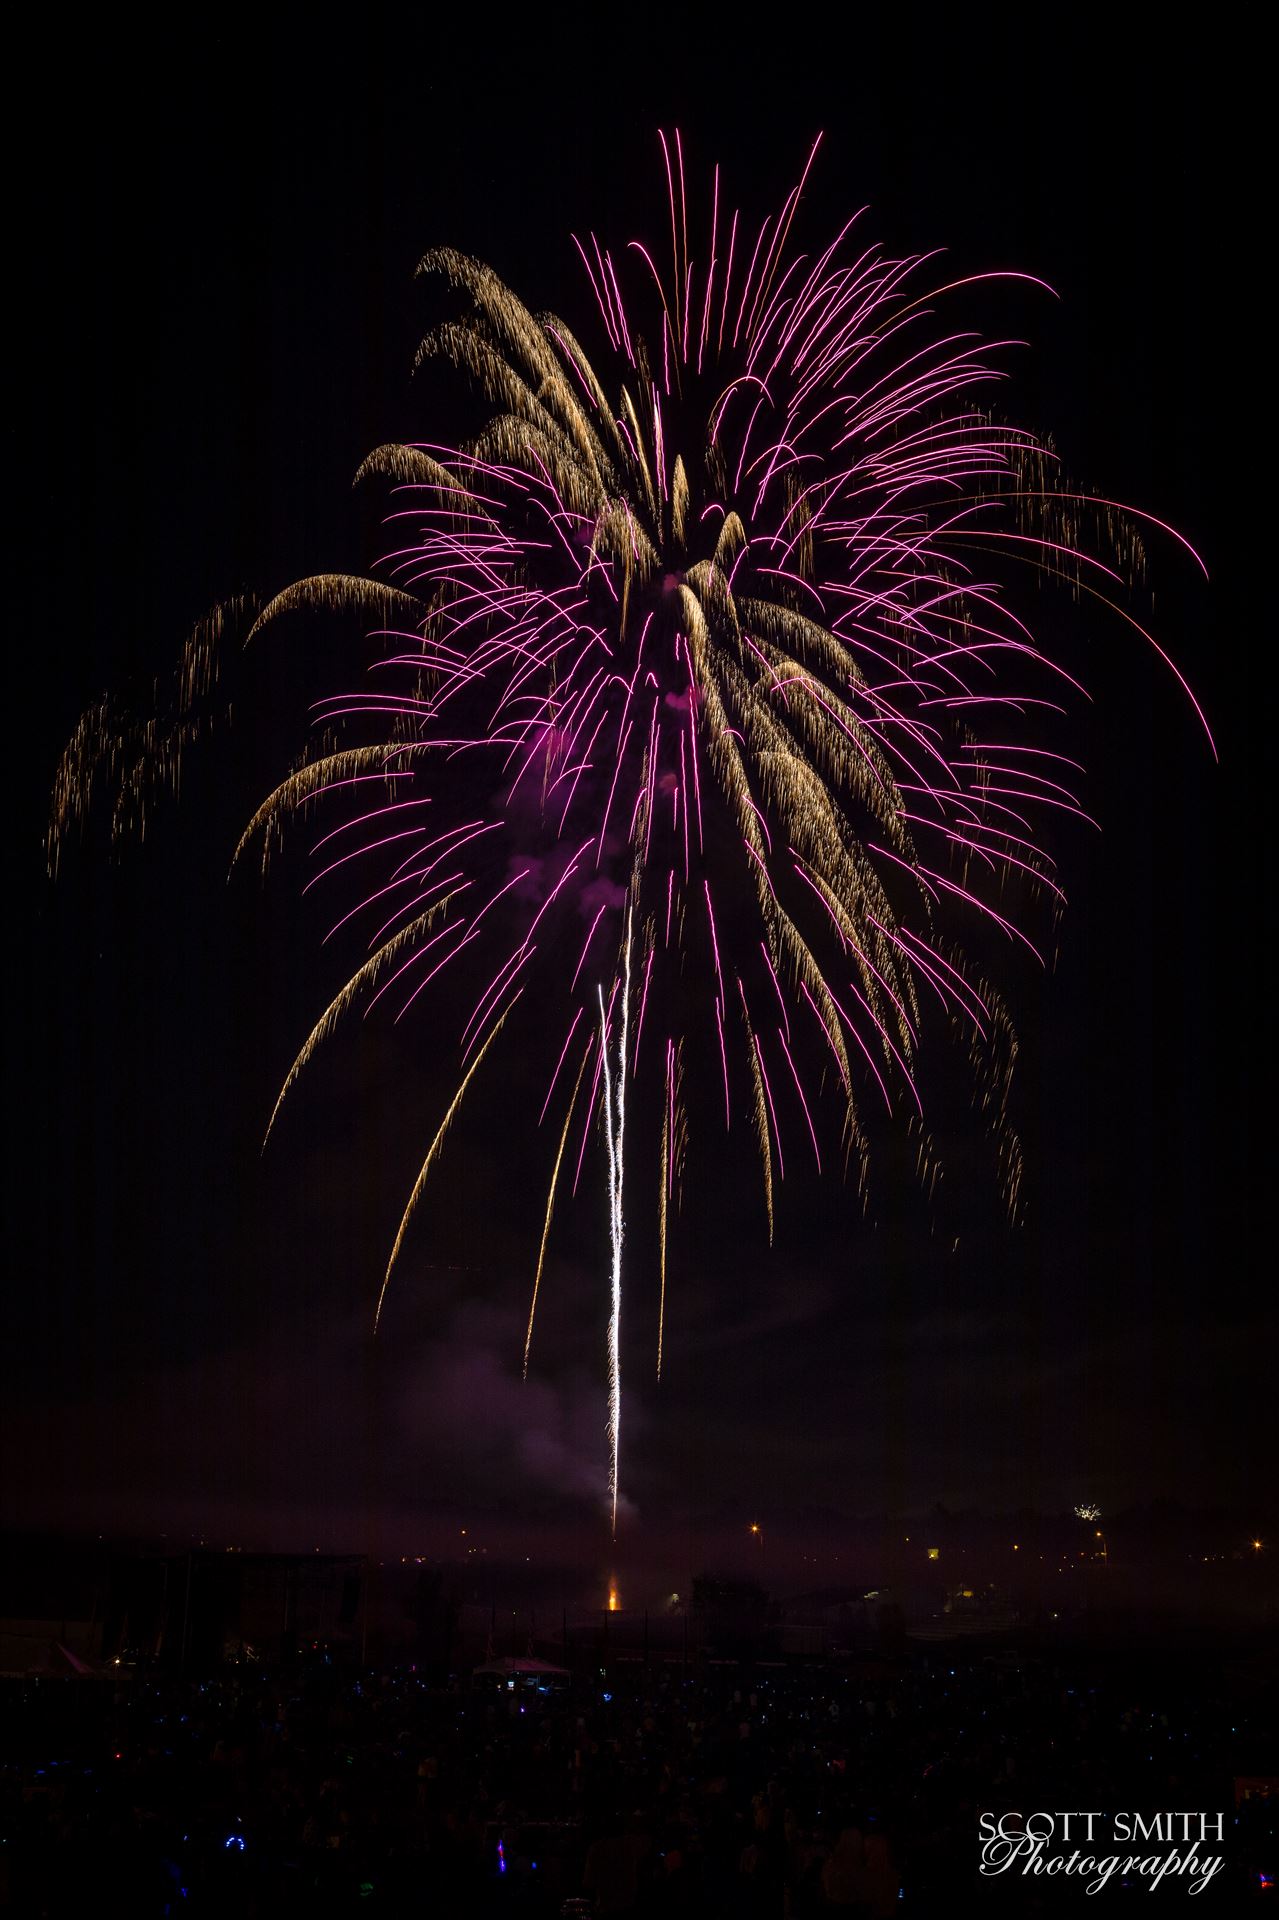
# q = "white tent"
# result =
<box><xmin>471</xmin><ymin>1655</ymin><xmax>570</xmax><ymax>1687</ymax></box>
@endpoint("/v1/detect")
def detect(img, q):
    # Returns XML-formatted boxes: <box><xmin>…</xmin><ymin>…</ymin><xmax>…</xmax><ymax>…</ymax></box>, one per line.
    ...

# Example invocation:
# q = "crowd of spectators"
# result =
<box><xmin>1</xmin><ymin>1636</ymin><xmax>1272</xmax><ymax>1913</ymax></box>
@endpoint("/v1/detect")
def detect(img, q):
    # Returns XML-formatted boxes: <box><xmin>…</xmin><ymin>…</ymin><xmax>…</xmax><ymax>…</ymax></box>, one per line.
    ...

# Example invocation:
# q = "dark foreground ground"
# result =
<box><xmin>2</xmin><ymin>1633</ymin><xmax>1275</xmax><ymax>1914</ymax></box>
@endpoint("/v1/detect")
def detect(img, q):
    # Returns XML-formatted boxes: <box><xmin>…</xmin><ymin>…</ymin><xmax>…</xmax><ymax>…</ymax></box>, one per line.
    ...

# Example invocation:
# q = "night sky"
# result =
<box><xmin>5</xmin><ymin>17</ymin><xmax>1265</xmax><ymax>1573</ymax></box>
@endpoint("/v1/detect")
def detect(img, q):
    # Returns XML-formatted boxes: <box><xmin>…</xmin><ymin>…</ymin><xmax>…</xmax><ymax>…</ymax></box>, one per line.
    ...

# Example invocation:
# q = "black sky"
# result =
<box><xmin>4</xmin><ymin>15</ymin><xmax>1267</xmax><ymax>1566</ymax></box>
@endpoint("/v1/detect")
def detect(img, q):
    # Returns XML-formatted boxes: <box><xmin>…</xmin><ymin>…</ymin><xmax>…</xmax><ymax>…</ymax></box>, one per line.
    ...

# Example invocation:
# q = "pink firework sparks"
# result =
<box><xmin>54</xmin><ymin>134</ymin><xmax>1213</xmax><ymax>1525</ymax></box>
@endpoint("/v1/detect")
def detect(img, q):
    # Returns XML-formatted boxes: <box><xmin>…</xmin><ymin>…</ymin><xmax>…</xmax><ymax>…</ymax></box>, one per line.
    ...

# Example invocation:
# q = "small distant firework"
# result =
<box><xmin>50</xmin><ymin>136</ymin><xmax>1211</xmax><ymax>1527</ymax></box>
<box><xmin>1075</xmin><ymin>1504</ymin><xmax>1102</xmax><ymax>1522</ymax></box>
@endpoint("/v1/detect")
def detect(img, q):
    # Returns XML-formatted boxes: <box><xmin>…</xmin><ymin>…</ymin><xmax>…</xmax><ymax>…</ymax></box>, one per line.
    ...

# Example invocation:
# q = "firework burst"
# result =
<box><xmin>50</xmin><ymin>135</ymin><xmax>1211</xmax><ymax>1527</ymax></box>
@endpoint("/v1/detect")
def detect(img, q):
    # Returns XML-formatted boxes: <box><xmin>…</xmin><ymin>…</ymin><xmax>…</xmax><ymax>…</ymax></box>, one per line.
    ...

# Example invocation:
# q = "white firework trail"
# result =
<box><xmin>599</xmin><ymin>912</ymin><xmax>632</xmax><ymax>1537</ymax></box>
